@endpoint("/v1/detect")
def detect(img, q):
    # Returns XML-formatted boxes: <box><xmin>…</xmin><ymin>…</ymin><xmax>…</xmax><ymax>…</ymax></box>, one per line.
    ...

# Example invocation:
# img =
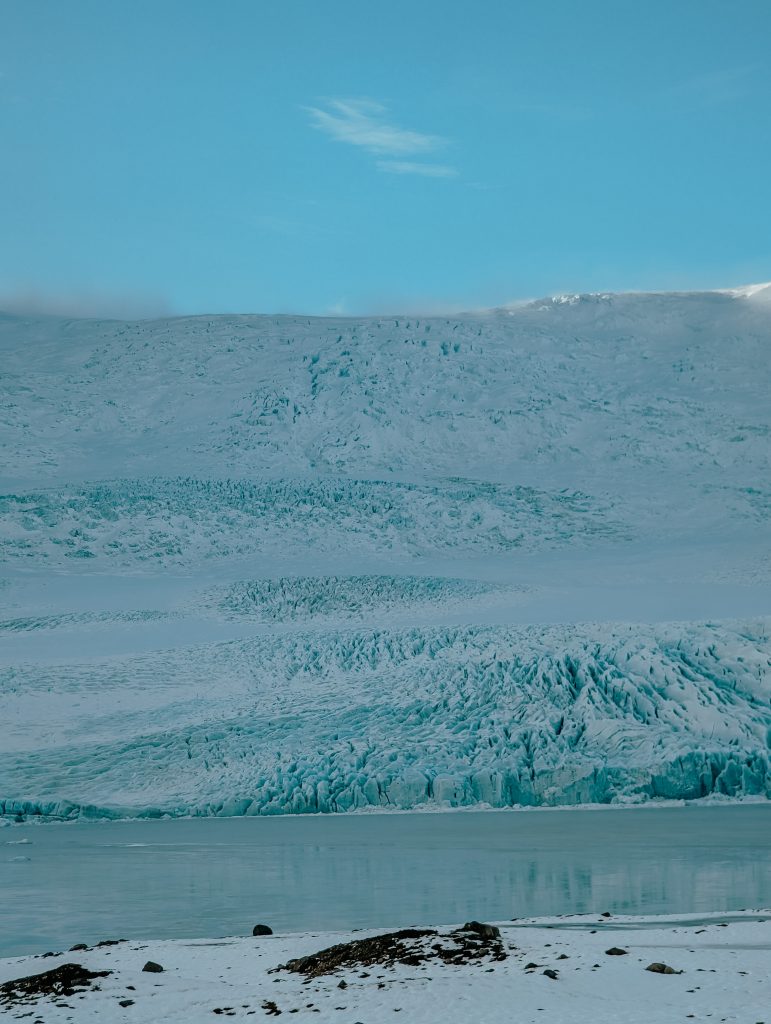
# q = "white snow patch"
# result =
<box><xmin>1</xmin><ymin>912</ymin><xmax>769</xmax><ymax>1023</ymax></box>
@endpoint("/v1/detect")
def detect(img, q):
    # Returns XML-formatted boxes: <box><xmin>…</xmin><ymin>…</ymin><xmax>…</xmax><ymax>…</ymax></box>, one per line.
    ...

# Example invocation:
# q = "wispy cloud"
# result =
<box><xmin>377</xmin><ymin>160</ymin><xmax>458</xmax><ymax>178</ymax></box>
<box><xmin>0</xmin><ymin>286</ymin><xmax>172</xmax><ymax>320</ymax></box>
<box><xmin>305</xmin><ymin>98</ymin><xmax>456</xmax><ymax>178</ymax></box>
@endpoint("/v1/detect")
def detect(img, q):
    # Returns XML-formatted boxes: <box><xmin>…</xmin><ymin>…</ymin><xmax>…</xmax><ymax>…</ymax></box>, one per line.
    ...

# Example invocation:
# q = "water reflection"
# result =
<box><xmin>2</xmin><ymin>805</ymin><xmax>769</xmax><ymax>956</ymax></box>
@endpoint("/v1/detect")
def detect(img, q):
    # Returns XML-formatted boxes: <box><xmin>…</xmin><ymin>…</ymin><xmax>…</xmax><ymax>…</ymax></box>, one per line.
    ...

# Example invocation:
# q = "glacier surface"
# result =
<box><xmin>1</xmin><ymin>286</ymin><xmax>770</xmax><ymax>817</ymax></box>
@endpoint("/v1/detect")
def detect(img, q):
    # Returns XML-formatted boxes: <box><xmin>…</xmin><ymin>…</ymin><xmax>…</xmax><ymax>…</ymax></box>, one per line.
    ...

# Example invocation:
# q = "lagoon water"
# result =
<box><xmin>2</xmin><ymin>804</ymin><xmax>770</xmax><ymax>957</ymax></box>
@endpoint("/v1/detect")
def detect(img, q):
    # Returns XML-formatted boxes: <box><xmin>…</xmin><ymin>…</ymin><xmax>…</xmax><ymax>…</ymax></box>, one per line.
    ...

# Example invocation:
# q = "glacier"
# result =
<box><xmin>1</xmin><ymin>285</ymin><xmax>770</xmax><ymax>818</ymax></box>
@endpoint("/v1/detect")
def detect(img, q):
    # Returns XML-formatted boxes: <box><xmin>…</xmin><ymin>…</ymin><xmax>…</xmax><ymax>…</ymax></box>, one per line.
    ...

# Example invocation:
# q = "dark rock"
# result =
<box><xmin>69</xmin><ymin>944</ymin><xmax>88</xmax><ymax>952</ymax></box>
<box><xmin>524</xmin><ymin>962</ymin><xmax>540</xmax><ymax>970</ymax></box>
<box><xmin>0</xmin><ymin>964</ymin><xmax>111</xmax><ymax>1006</ymax></box>
<box><xmin>252</xmin><ymin>924</ymin><xmax>273</xmax><ymax>936</ymax></box>
<box><xmin>96</xmin><ymin>939</ymin><xmax>125</xmax><ymax>947</ymax></box>
<box><xmin>278</xmin><ymin>926</ymin><xmax>506</xmax><ymax>978</ymax></box>
<box><xmin>605</xmin><ymin>947</ymin><xmax>628</xmax><ymax>956</ymax></box>
<box><xmin>601</xmin><ymin>911</ymin><xmax>612</xmax><ymax>918</ymax></box>
<box><xmin>543</xmin><ymin>969</ymin><xmax>559</xmax><ymax>980</ymax></box>
<box><xmin>261</xmin><ymin>1000</ymin><xmax>281</xmax><ymax>1016</ymax></box>
<box><xmin>119</xmin><ymin>999</ymin><xmax>135</xmax><ymax>1007</ymax></box>
<box><xmin>280</xmin><ymin>930</ymin><xmax>434</xmax><ymax>977</ymax></box>
<box><xmin>337</xmin><ymin>980</ymin><xmax>347</xmax><ymax>989</ymax></box>
<box><xmin>461</xmin><ymin>921</ymin><xmax>501</xmax><ymax>939</ymax></box>
<box><xmin>646</xmin><ymin>962</ymin><xmax>682</xmax><ymax>975</ymax></box>
<box><xmin>141</xmin><ymin>961</ymin><xmax>164</xmax><ymax>973</ymax></box>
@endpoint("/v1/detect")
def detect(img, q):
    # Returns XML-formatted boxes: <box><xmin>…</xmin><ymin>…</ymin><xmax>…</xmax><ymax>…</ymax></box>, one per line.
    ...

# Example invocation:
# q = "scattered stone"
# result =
<box><xmin>605</xmin><ymin>947</ymin><xmax>628</xmax><ymax>956</ymax></box>
<box><xmin>69</xmin><ymin>944</ymin><xmax>88</xmax><ymax>952</ymax></box>
<box><xmin>119</xmin><ymin>999</ymin><xmax>135</xmax><ymax>1007</ymax></box>
<box><xmin>600</xmin><ymin>911</ymin><xmax>612</xmax><ymax>918</ymax></box>
<box><xmin>253</xmin><ymin>925</ymin><xmax>273</xmax><ymax>936</ymax></box>
<box><xmin>543</xmin><ymin>969</ymin><xmax>559</xmax><ymax>980</ymax></box>
<box><xmin>337</xmin><ymin>980</ymin><xmax>347</xmax><ymax>989</ymax></box>
<box><xmin>557</xmin><ymin>954</ymin><xmax>569</xmax><ymax>960</ymax></box>
<box><xmin>525</xmin><ymin>962</ymin><xmax>540</xmax><ymax>970</ymax></box>
<box><xmin>142</xmin><ymin>961</ymin><xmax>164</xmax><ymax>973</ymax></box>
<box><xmin>96</xmin><ymin>939</ymin><xmax>125</xmax><ymax>947</ymax></box>
<box><xmin>261</xmin><ymin>1001</ymin><xmax>281</xmax><ymax>1016</ymax></box>
<box><xmin>646</xmin><ymin>962</ymin><xmax>683</xmax><ymax>975</ymax></box>
<box><xmin>0</xmin><ymin>964</ymin><xmax>111</xmax><ymax>1008</ymax></box>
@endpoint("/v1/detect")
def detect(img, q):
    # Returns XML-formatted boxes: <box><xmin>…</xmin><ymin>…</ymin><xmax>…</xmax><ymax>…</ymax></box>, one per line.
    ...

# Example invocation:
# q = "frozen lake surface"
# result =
<box><xmin>2</xmin><ymin>804</ymin><xmax>770</xmax><ymax>957</ymax></box>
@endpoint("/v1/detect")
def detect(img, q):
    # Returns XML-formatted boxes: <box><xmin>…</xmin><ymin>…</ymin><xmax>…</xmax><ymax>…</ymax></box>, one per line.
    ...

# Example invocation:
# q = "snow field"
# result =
<box><xmin>1</xmin><ymin>912</ymin><xmax>769</xmax><ymax>1023</ymax></box>
<box><xmin>1</xmin><ymin>290</ymin><xmax>769</xmax><ymax>489</ymax></box>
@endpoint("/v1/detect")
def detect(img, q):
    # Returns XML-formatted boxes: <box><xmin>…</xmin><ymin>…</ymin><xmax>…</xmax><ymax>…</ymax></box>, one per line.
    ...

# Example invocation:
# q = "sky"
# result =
<box><xmin>1</xmin><ymin>0</ymin><xmax>770</xmax><ymax>316</ymax></box>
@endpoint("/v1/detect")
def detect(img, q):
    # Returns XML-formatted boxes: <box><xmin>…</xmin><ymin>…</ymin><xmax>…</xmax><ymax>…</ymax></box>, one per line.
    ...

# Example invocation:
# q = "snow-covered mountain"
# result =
<box><xmin>1</xmin><ymin>287</ymin><xmax>770</xmax><ymax>817</ymax></box>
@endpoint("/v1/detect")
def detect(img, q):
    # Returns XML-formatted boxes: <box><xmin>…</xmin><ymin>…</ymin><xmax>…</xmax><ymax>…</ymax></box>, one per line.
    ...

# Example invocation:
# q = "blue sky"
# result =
<box><xmin>1</xmin><ymin>0</ymin><xmax>770</xmax><ymax>316</ymax></box>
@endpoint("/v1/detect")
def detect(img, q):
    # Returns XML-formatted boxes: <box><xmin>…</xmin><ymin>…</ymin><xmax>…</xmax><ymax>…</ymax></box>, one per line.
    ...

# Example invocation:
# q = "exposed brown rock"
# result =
<box><xmin>0</xmin><ymin>963</ymin><xmax>111</xmax><ymax>1007</ymax></box>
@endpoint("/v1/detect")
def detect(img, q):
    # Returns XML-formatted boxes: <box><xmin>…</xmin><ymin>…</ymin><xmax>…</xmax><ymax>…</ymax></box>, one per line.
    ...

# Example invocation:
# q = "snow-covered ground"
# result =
<box><xmin>1</xmin><ymin>286</ymin><xmax>770</xmax><ymax>817</ymax></box>
<box><xmin>1</xmin><ymin>912</ymin><xmax>769</xmax><ymax>1023</ymax></box>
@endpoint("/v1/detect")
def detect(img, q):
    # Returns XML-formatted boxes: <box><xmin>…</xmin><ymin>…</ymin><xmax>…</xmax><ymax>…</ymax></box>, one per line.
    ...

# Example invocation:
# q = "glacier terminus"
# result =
<box><xmin>1</xmin><ymin>285</ymin><xmax>770</xmax><ymax>819</ymax></box>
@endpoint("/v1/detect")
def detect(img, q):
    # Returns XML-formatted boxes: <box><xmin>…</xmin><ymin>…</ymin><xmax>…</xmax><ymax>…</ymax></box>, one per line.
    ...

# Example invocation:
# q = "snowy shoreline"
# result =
<box><xmin>2</xmin><ymin>911</ymin><xmax>769</xmax><ymax>1023</ymax></box>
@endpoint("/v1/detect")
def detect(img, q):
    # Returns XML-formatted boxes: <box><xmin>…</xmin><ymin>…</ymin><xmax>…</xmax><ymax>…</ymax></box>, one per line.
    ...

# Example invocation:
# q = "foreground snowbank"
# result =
<box><xmin>1</xmin><ymin>912</ymin><xmax>768</xmax><ymax>1023</ymax></box>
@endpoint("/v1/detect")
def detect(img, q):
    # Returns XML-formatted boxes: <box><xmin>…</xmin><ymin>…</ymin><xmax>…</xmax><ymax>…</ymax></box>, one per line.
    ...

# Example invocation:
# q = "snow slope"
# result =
<box><xmin>1</xmin><ymin>287</ymin><xmax>770</xmax><ymax>817</ymax></box>
<box><xmin>1</xmin><ymin>912</ymin><xmax>770</xmax><ymax>1024</ymax></box>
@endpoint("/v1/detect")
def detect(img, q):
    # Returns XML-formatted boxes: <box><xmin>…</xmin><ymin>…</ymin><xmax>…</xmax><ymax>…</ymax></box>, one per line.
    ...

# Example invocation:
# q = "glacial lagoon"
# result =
<box><xmin>2</xmin><ymin>804</ymin><xmax>770</xmax><ymax>957</ymax></box>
